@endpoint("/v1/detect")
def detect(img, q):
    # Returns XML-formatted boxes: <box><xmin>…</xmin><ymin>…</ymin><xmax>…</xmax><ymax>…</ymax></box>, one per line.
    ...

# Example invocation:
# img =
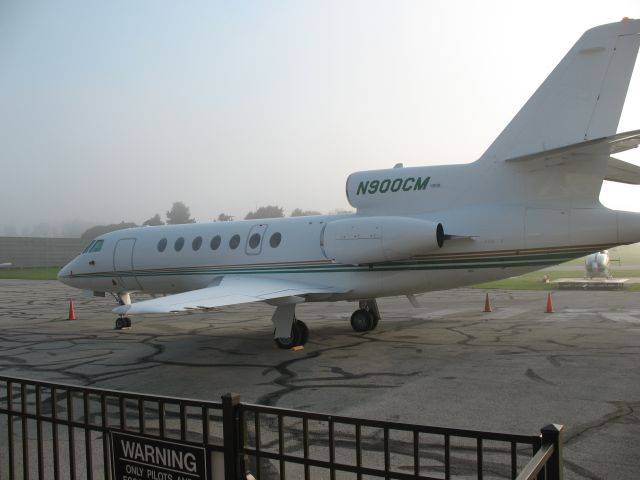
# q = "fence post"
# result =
<box><xmin>541</xmin><ymin>424</ymin><xmax>564</xmax><ymax>480</ymax></box>
<box><xmin>222</xmin><ymin>393</ymin><xmax>241</xmax><ymax>480</ymax></box>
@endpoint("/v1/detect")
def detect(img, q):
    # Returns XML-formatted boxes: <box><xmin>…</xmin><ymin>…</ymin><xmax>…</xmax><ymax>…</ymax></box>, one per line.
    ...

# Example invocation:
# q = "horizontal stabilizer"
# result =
<box><xmin>605</xmin><ymin>156</ymin><xmax>640</xmax><ymax>185</ymax></box>
<box><xmin>113</xmin><ymin>276</ymin><xmax>347</xmax><ymax>315</ymax></box>
<box><xmin>504</xmin><ymin>129</ymin><xmax>640</xmax><ymax>163</ymax></box>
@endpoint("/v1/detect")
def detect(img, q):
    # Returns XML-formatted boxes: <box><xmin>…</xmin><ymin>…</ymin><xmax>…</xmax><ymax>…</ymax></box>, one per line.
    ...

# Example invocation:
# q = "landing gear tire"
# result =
<box><xmin>350</xmin><ymin>309</ymin><xmax>374</xmax><ymax>332</ymax></box>
<box><xmin>298</xmin><ymin>320</ymin><xmax>309</xmax><ymax>345</ymax></box>
<box><xmin>115</xmin><ymin>317</ymin><xmax>131</xmax><ymax>330</ymax></box>
<box><xmin>274</xmin><ymin>320</ymin><xmax>308</xmax><ymax>349</ymax></box>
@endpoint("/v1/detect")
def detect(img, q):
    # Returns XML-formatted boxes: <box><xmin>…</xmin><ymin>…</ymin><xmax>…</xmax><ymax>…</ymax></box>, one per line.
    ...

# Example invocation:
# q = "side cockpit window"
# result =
<box><xmin>88</xmin><ymin>240</ymin><xmax>104</xmax><ymax>253</ymax></box>
<box><xmin>83</xmin><ymin>240</ymin><xmax>104</xmax><ymax>254</ymax></box>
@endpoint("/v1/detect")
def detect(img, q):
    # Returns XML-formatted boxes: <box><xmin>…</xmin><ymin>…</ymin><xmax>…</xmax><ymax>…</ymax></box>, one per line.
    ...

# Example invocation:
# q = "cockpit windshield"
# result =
<box><xmin>82</xmin><ymin>239</ymin><xmax>104</xmax><ymax>254</ymax></box>
<box><xmin>89</xmin><ymin>240</ymin><xmax>104</xmax><ymax>252</ymax></box>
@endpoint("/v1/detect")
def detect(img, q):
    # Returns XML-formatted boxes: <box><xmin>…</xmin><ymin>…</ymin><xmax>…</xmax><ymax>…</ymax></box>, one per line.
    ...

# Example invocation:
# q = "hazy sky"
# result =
<box><xmin>1</xmin><ymin>1</ymin><xmax>639</xmax><ymax>233</ymax></box>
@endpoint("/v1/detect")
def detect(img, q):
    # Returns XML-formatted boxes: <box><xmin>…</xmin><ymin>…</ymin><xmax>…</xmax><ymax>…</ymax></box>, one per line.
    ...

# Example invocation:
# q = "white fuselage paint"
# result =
<box><xmin>58</xmin><ymin>21</ymin><xmax>640</xmax><ymax>310</ymax></box>
<box><xmin>58</xmin><ymin>161</ymin><xmax>640</xmax><ymax>302</ymax></box>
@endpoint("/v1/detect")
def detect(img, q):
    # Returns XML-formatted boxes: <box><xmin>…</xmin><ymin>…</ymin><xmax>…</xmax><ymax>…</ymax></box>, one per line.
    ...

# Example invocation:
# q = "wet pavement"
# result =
<box><xmin>1</xmin><ymin>279</ymin><xmax>639</xmax><ymax>479</ymax></box>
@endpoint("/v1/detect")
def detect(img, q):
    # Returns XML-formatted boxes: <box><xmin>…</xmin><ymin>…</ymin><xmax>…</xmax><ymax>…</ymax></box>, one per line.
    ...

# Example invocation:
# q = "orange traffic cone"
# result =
<box><xmin>483</xmin><ymin>293</ymin><xmax>492</xmax><ymax>312</ymax></box>
<box><xmin>545</xmin><ymin>292</ymin><xmax>554</xmax><ymax>313</ymax></box>
<box><xmin>68</xmin><ymin>300</ymin><xmax>76</xmax><ymax>320</ymax></box>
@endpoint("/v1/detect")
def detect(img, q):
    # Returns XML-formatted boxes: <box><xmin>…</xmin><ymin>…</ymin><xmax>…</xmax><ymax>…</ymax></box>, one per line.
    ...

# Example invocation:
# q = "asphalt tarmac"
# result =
<box><xmin>1</xmin><ymin>279</ymin><xmax>639</xmax><ymax>479</ymax></box>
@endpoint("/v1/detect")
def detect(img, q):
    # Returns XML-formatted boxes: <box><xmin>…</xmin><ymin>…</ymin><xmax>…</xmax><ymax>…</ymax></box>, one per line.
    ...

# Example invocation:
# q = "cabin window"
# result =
<box><xmin>89</xmin><ymin>240</ymin><xmax>104</xmax><ymax>253</ymax></box>
<box><xmin>175</xmin><ymin>237</ymin><xmax>185</xmax><ymax>251</ymax></box>
<box><xmin>270</xmin><ymin>232</ymin><xmax>282</xmax><ymax>248</ymax></box>
<box><xmin>192</xmin><ymin>236</ymin><xmax>203</xmax><ymax>251</ymax></box>
<box><xmin>210</xmin><ymin>235</ymin><xmax>221</xmax><ymax>250</ymax></box>
<box><xmin>229</xmin><ymin>234</ymin><xmax>241</xmax><ymax>249</ymax></box>
<box><xmin>249</xmin><ymin>233</ymin><xmax>261</xmax><ymax>249</ymax></box>
<box><xmin>157</xmin><ymin>238</ymin><xmax>167</xmax><ymax>252</ymax></box>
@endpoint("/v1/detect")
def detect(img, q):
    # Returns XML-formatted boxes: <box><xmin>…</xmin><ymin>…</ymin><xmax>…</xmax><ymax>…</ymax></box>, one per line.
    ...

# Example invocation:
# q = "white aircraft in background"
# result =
<box><xmin>60</xmin><ymin>20</ymin><xmax>640</xmax><ymax>348</ymax></box>
<box><xmin>0</xmin><ymin>263</ymin><xmax>12</xmax><ymax>269</ymax></box>
<box><xmin>585</xmin><ymin>251</ymin><xmax>612</xmax><ymax>278</ymax></box>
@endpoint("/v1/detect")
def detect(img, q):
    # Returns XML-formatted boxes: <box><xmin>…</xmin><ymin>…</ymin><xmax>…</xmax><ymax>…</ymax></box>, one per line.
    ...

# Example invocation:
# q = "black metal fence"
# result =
<box><xmin>0</xmin><ymin>376</ymin><xmax>563</xmax><ymax>480</ymax></box>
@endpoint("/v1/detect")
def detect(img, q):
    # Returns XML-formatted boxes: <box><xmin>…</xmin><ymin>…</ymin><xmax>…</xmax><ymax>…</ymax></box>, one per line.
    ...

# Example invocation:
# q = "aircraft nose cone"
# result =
<box><xmin>57</xmin><ymin>264</ymin><xmax>72</xmax><ymax>284</ymax></box>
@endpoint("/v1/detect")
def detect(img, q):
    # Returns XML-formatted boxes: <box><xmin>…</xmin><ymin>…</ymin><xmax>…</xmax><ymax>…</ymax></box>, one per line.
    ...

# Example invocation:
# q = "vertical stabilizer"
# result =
<box><xmin>479</xmin><ymin>20</ymin><xmax>640</xmax><ymax>163</ymax></box>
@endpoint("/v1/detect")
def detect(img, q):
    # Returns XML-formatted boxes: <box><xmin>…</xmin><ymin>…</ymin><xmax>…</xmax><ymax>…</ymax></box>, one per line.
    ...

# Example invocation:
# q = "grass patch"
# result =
<box><xmin>0</xmin><ymin>267</ymin><xmax>59</xmax><ymax>280</ymax></box>
<box><xmin>473</xmin><ymin>269</ymin><xmax>640</xmax><ymax>290</ymax></box>
<box><xmin>472</xmin><ymin>271</ymin><xmax>567</xmax><ymax>290</ymax></box>
<box><xmin>559</xmin><ymin>244</ymin><xmax>640</xmax><ymax>267</ymax></box>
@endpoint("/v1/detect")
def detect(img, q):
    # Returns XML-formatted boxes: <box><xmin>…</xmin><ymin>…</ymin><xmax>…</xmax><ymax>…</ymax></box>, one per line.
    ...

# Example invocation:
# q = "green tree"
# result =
<box><xmin>143</xmin><ymin>214</ymin><xmax>164</xmax><ymax>226</ymax></box>
<box><xmin>166</xmin><ymin>201</ymin><xmax>196</xmax><ymax>225</ymax></box>
<box><xmin>290</xmin><ymin>208</ymin><xmax>322</xmax><ymax>217</ymax></box>
<box><xmin>328</xmin><ymin>208</ymin><xmax>354</xmax><ymax>215</ymax></box>
<box><xmin>244</xmin><ymin>205</ymin><xmax>284</xmax><ymax>220</ymax></box>
<box><xmin>217</xmin><ymin>213</ymin><xmax>234</xmax><ymax>222</ymax></box>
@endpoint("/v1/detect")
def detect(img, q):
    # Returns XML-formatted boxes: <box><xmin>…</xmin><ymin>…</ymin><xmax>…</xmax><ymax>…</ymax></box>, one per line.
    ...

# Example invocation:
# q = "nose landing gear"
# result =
<box><xmin>111</xmin><ymin>291</ymin><xmax>132</xmax><ymax>330</ymax></box>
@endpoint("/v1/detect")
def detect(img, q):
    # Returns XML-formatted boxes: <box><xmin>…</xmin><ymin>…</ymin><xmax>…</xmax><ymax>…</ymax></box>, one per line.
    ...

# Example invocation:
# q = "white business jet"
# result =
<box><xmin>59</xmin><ymin>20</ymin><xmax>640</xmax><ymax>348</ymax></box>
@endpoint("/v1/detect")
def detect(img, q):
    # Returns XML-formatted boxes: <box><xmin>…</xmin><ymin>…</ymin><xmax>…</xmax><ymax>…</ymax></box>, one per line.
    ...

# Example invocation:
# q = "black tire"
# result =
<box><xmin>297</xmin><ymin>320</ymin><xmax>309</xmax><ymax>345</ymax></box>
<box><xmin>274</xmin><ymin>320</ymin><xmax>305</xmax><ymax>349</ymax></box>
<box><xmin>115</xmin><ymin>317</ymin><xmax>126</xmax><ymax>330</ymax></box>
<box><xmin>124</xmin><ymin>317</ymin><xmax>132</xmax><ymax>328</ymax></box>
<box><xmin>274</xmin><ymin>336</ymin><xmax>296</xmax><ymax>349</ymax></box>
<box><xmin>350</xmin><ymin>309</ymin><xmax>373</xmax><ymax>332</ymax></box>
<box><xmin>369</xmin><ymin>314</ymin><xmax>379</xmax><ymax>330</ymax></box>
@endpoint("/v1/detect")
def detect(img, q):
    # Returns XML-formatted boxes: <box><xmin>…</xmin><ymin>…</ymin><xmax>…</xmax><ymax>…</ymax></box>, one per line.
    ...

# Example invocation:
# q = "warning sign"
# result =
<box><xmin>110</xmin><ymin>431</ymin><xmax>207</xmax><ymax>480</ymax></box>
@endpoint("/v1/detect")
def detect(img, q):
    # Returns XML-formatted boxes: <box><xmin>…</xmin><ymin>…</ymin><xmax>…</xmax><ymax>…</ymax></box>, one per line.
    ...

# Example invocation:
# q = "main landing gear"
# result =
<box><xmin>271</xmin><ymin>299</ymin><xmax>383</xmax><ymax>349</ymax></box>
<box><xmin>115</xmin><ymin>316</ymin><xmax>131</xmax><ymax>330</ymax></box>
<box><xmin>274</xmin><ymin>319</ymin><xmax>309</xmax><ymax>349</ymax></box>
<box><xmin>350</xmin><ymin>299</ymin><xmax>381</xmax><ymax>332</ymax></box>
<box><xmin>271</xmin><ymin>303</ymin><xmax>309</xmax><ymax>349</ymax></box>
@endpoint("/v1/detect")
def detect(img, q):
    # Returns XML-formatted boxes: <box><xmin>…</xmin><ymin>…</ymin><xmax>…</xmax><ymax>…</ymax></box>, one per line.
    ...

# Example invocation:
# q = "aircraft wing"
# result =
<box><xmin>112</xmin><ymin>276</ymin><xmax>347</xmax><ymax>315</ymax></box>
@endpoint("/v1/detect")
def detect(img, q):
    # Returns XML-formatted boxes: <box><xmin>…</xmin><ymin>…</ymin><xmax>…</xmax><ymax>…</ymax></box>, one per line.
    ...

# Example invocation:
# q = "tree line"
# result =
<box><xmin>80</xmin><ymin>202</ymin><xmax>342</xmax><ymax>240</ymax></box>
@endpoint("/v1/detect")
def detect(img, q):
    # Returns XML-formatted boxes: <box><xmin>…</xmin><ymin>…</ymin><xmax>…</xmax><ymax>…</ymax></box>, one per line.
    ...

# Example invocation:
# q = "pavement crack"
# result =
<box><xmin>524</xmin><ymin>368</ymin><xmax>556</xmax><ymax>386</ymax></box>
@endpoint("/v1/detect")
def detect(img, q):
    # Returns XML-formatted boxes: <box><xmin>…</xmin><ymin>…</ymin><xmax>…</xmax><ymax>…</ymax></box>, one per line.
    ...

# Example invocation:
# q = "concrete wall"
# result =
<box><xmin>0</xmin><ymin>237</ymin><xmax>87</xmax><ymax>268</ymax></box>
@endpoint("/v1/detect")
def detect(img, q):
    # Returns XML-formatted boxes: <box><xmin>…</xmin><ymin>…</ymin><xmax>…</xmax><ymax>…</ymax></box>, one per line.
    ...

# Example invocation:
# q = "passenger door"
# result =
<box><xmin>113</xmin><ymin>238</ymin><xmax>142</xmax><ymax>290</ymax></box>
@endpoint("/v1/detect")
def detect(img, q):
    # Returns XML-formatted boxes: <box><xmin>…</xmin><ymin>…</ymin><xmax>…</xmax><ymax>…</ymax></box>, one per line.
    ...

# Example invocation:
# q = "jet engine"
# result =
<box><xmin>321</xmin><ymin>216</ymin><xmax>444</xmax><ymax>265</ymax></box>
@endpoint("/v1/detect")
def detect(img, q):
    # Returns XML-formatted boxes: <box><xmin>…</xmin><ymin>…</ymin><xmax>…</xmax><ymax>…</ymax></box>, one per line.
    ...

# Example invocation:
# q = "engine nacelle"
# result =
<box><xmin>321</xmin><ymin>216</ymin><xmax>444</xmax><ymax>265</ymax></box>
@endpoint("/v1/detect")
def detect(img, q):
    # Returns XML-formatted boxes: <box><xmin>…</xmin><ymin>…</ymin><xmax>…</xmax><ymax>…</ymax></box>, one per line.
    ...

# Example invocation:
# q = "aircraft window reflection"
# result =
<box><xmin>210</xmin><ymin>235</ymin><xmax>221</xmax><ymax>250</ymax></box>
<box><xmin>89</xmin><ymin>240</ymin><xmax>104</xmax><ymax>253</ymax></box>
<box><xmin>249</xmin><ymin>233</ymin><xmax>261</xmax><ymax>249</ymax></box>
<box><xmin>175</xmin><ymin>237</ymin><xmax>185</xmax><ymax>251</ymax></box>
<box><xmin>157</xmin><ymin>238</ymin><xmax>167</xmax><ymax>252</ymax></box>
<box><xmin>192</xmin><ymin>236</ymin><xmax>203</xmax><ymax>251</ymax></box>
<box><xmin>270</xmin><ymin>232</ymin><xmax>282</xmax><ymax>248</ymax></box>
<box><xmin>229</xmin><ymin>234</ymin><xmax>241</xmax><ymax>249</ymax></box>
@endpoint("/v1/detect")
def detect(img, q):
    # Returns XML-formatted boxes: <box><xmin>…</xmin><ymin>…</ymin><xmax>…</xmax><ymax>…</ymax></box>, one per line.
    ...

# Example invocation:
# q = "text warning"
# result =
<box><xmin>110</xmin><ymin>431</ymin><xmax>207</xmax><ymax>480</ymax></box>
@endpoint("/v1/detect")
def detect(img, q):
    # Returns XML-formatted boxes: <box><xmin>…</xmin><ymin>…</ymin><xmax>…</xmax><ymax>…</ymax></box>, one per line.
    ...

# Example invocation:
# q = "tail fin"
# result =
<box><xmin>479</xmin><ymin>19</ymin><xmax>640</xmax><ymax>163</ymax></box>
